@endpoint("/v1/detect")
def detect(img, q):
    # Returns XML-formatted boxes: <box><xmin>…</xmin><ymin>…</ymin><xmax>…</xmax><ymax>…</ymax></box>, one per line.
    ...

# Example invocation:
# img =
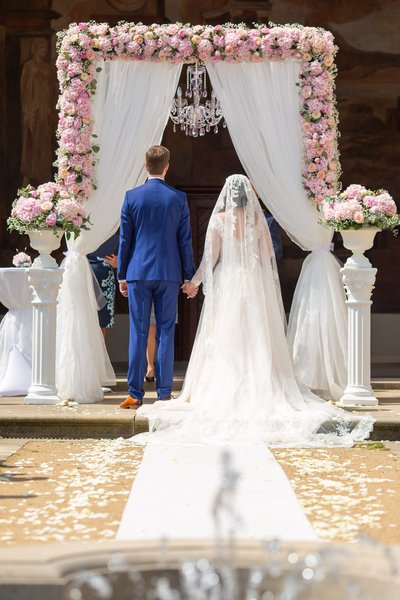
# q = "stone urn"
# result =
<box><xmin>340</xmin><ymin>227</ymin><xmax>381</xmax><ymax>268</ymax></box>
<box><xmin>28</xmin><ymin>229</ymin><xmax>63</xmax><ymax>269</ymax></box>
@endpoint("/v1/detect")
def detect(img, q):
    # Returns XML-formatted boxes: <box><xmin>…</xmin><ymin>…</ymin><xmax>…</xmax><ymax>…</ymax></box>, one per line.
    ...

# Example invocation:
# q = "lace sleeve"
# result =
<box><xmin>191</xmin><ymin>218</ymin><xmax>222</xmax><ymax>287</ymax></box>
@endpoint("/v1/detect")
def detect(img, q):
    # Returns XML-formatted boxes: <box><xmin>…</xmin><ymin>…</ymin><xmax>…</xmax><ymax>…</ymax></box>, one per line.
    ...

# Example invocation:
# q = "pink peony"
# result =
<box><xmin>322</xmin><ymin>206</ymin><xmax>335</xmax><ymax>220</ymax></box>
<box><xmin>343</xmin><ymin>184</ymin><xmax>367</xmax><ymax>202</ymax></box>
<box><xmin>45</xmin><ymin>212</ymin><xmax>58</xmax><ymax>226</ymax></box>
<box><xmin>166</xmin><ymin>24</ymin><xmax>179</xmax><ymax>35</ymax></box>
<box><xmin>72</xmin><ymin>216</ymin><xmax>83</xmax><ymax>227</ymax></box>
<box><xmin>178</xmin><ymin>39</ymin><xmax>193</xmax><ymax>57</ymax></box>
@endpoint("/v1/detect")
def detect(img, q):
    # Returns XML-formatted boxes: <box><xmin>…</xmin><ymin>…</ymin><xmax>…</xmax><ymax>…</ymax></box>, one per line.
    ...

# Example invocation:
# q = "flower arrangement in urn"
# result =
<box><xmin>12</xmin><ymin>251</ymin><xmax>32</xmax><ymax>268</ymax></box>
<box><xmin>320</xmin><ymin>184</ymin><xmax>399</xmax><ymax>233</ymax></box>
<box><xmin>7</xmin><ymin>182</ymin><xmax>90</xmax><ymax>240</ymax></box>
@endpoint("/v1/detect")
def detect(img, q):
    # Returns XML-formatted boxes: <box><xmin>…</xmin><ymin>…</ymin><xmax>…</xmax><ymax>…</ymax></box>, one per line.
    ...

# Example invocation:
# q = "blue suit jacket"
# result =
<box><xmin>117</xmin><ymin>178</ymin><xmax>195</xmax><ymax>283</ymax></box>
<box><xmin>264</xmin><ymin>213</ymin><xmax>283</xmax><ymax>260</ymax></box>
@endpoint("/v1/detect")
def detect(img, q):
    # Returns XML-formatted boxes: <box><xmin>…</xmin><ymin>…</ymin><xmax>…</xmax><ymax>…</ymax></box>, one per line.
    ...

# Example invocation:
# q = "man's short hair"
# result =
<box><xmin>145</xmin><ymin>146</ymin><xmax>170</xmax><ymax>175</ymax></box>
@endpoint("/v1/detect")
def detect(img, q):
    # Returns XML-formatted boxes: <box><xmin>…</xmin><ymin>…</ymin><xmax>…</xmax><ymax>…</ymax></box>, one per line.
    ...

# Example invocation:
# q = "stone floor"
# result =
<box><xmin>0</xmin><ymin>438</ymin><xmax>399</xmax><ymax>547</ymax></box>
<box><xmin>1</xmin><ymin>375</ymin><xmax>400</xmax><ymax>600</ymax></box>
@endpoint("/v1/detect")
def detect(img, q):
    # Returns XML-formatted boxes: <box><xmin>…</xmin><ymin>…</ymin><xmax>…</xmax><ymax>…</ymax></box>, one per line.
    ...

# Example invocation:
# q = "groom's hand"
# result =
<box><xmin>182</xmin><ymin>282</ymin><xmax>198</xmax><ymax>299</ymax></box>
<box><xmin>119</xmin><ymin>281</ymin><xmax>128</xmax><ymax>297</ymax></box>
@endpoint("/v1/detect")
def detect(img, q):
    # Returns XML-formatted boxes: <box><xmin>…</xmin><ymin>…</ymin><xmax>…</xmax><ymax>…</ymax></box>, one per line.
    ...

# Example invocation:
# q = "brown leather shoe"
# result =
<box><xmin>120</xmin><ymin>395</ymin><xmax>142</xmax><ymax>409</ymax></box>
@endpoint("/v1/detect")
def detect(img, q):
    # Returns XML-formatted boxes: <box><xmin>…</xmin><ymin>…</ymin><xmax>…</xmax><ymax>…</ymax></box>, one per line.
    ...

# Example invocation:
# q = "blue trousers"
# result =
<box><xmin>127</xmin><ymin>280</ymin><xmax>180</xmax><ymax>400</ymax></box>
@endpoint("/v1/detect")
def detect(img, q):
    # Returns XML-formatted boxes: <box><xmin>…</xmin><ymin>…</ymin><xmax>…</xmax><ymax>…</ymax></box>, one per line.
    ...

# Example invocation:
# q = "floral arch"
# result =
<box><xmin>14</xmin><ymin>21</ymin><xmax>347</xmax><ymax>404</ymax></box>
<box><xmin>56</xmin><ymin>21</ymin><xmax>340</xmax><ymax>208</ymax></box>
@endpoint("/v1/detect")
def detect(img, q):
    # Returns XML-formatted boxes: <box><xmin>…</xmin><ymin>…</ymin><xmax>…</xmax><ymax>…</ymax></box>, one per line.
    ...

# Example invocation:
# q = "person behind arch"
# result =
<box><xmin>87</xmin><ymin>233</ymin><xmax>119</xmax><ymax>337</ymax></box>
<box><xmin>263</xmin><ymin>209</ymin><xmax>283</xmax><ymax>260</ymax></box>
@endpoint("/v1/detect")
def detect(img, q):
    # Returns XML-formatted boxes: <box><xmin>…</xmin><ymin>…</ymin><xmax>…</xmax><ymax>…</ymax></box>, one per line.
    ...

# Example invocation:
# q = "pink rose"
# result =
<box><xmin>166</xmin><ymin>24</ymin><xmax>179</xmax><ymax>35</ymax></box>
<box><xmin>354</xmin><ymin>212</ymin><xmax>364</xmax><ymax>224</ymax></box>
<box><xmin>324</xmin><ymin>55</ymin><xmax>334</xmax><ymax>67</ymax></box>
<box><xmin>40</xmin><ymin>200</ymin><xmax>54</xmax><ymax>212</ymax></box>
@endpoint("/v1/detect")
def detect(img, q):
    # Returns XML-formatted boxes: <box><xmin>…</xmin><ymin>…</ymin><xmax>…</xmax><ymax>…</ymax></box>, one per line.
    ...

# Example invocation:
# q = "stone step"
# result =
<box><xmin>371</xmin><ymin>379</ymin><xmax>400</xmax><ymax>390</ymax></box>
<box><xmin>0</xmin><ymin>411</ymin><xmax>135</xmax><ymax>439</ymax></box>
<box><xmin>1</xmin><ymin>378</ymin><xmax>399</xmax><ymax>441</ymax></box>
<box><xmin>1</xmin><ymin>403</ymin><xmax>400</xmax><ymax>441</ymax></box>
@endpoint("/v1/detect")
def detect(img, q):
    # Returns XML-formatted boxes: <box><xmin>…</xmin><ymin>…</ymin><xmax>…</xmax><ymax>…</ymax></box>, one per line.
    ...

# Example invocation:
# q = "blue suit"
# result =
<box><xmin>264</xmin><ymin>212</ymin><xmax>283</xmax><ymax>260</ymax></box>
<box><xmin>118</xmin><ymin>178</ymin><xmax>195</xmax><ymax>400</ymax></box>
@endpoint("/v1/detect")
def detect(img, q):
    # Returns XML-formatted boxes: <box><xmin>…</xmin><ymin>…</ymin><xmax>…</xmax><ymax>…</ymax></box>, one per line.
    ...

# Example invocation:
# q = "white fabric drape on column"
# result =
<box><xmin>57</xmin><ymin>60</ymin><xmax>182</xmax><ymax>403</ymax></box>
<box><xmin>206</xmin><ymin>60</ymin><xmax>347</xmax><ymax>400</ymax></box>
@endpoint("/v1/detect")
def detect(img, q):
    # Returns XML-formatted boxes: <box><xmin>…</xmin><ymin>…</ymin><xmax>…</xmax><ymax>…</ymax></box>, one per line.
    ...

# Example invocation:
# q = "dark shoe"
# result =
<box><xmin>120</xmin><ymin>395</ymin><xmax>143</xmax><ymax>409</ymax></box>
<box><xmin>159</xmin><ymin>395</ymin><xmax>174</xmax><ymax>401</ymax></box>
<box><xmin>145</xmin><ymin>375</ymin><xmax>155</xmax><ymax>382</ymax></box>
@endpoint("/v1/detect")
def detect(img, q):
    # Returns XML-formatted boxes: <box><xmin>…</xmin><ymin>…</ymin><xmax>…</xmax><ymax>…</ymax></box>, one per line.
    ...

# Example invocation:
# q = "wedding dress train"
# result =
<box><xmin>136</xmin><ymin>175</ymin><xmax>374</xmax><ymax>447</ymax></box>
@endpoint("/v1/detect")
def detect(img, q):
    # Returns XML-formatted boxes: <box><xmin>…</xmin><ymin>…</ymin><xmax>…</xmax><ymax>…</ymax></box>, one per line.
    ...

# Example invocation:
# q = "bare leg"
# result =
<box><xmin>101</xmin><ymin>327</ymin><xmax>106</xmax><ymax>339</ymax></box>
<box><xmin>146</xmin><ymin>324</ymin><xmax>156</xmax><ymax>379</ymax></box>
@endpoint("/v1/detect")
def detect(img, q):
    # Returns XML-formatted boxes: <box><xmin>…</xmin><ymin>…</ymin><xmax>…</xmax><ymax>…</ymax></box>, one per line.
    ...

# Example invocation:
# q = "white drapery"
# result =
<box><xmin>56</xmin><ymin>60</ymin><xmax>182</xmax><ymax>402</ymax></box>
<box><xmin>206</xmin><ymin>60</ymin><xmax>347</xmax><ymax>400</ymax></box>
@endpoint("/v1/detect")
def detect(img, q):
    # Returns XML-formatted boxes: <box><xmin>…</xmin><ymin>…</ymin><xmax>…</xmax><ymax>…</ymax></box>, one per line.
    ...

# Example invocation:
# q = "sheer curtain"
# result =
<box><xmin>57</xmin><ymin>60</ymin><xmax>182</xmax><ymax>403</ymax></box>
<box><xmin>206</xmin><ymin>60</ymin><xmax>347</xmax><ymax>400</ymax></box>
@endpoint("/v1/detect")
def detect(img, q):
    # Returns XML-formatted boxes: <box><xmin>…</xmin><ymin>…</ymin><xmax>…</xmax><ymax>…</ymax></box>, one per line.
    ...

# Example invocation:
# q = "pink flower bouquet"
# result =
<box><xmin>320</xmin><ymin>184</ymin><xmax>399</xmax><ymax>233</ymax></box>
<box><xmin>7</xmin><ymin>182</ymin><xmax>91</xmax><ymax>240</ymax></box>
<box><xmin>12</xmin><ymin>251</ymin><xmax>32</xmax><ymax>268</ymax></box>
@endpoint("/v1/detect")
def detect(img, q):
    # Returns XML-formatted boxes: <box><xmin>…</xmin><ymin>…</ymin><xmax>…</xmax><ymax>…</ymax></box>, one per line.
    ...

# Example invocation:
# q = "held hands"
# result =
<box><xmin>119</xmin><ymin>281</ymin><xmax>128</xmax><ymax>297</ymax></box>
<box><xmin>119</xmin><ymin>281</ymin><xmax>197</xmax><ymax>299</ymax></box>
<box><xmin>181</xmin><ymin>281</ymin><xmax>198</xmax><ymax>299</ymax></box>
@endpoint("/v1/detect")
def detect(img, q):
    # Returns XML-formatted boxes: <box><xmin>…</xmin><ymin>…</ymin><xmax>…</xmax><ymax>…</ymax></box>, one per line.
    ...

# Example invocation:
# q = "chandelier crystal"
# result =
<box><xmin>170</xmin><ymin>62</ymin><xmax>226</xmax><ymax>137</ymax></box>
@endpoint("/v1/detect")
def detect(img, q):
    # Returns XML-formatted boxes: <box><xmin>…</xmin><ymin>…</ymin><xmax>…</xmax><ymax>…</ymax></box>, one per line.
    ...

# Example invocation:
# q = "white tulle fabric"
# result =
<box><xmin>0</xmin><ymin>269</ymin><xmax>32</xmax><ymax>395</ymax></box>
<box><xmin>56</xmin><ymin>60</ymin><xmax>182</xmax><ymax>402</ymax></box>
<box><xmin>137</xmin><ymin>175</ymin><xmax>373</xmax><ymax>447</ymax></box>
<box><xmin>205</xmin><ymin>60</ymin><xmax>347</xmax><ymax>400</ymax></box>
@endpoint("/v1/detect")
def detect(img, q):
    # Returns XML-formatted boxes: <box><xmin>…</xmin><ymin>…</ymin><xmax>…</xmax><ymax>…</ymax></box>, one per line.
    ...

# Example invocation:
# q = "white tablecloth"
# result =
<box><xmin>0</xmin><ymin>268</ymin><xmax>33</xmax><ymax>396</ymax></box>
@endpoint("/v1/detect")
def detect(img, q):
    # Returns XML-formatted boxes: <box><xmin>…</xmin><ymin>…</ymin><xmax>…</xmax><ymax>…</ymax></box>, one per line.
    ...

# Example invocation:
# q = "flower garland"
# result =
<box><xmin>55</xmin><ymin>21</ymin><xmax>340</xmax><ymax>206</ymax></box>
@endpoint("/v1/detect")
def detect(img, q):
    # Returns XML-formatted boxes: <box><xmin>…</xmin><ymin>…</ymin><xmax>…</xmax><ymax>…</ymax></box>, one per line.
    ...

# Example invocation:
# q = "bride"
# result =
<box><xmin>137</xmin><ymin>174</ymin><xmax>374</xmax><ymax>446</ymax></box>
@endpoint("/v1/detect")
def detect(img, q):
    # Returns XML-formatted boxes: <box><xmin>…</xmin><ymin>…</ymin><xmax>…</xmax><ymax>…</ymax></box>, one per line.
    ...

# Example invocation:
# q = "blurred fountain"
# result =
<box><xmin>64</xmin><ymin>450</ymin><xmax>398</xmax><ymax>600</ymax></box>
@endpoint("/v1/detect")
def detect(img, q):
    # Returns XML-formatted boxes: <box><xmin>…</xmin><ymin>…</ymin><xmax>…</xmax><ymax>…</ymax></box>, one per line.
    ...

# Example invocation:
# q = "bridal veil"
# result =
<box><xmin>137</xmin><ymin>175</ymin><xmax>373</xmax><ymax>447</ymax></box>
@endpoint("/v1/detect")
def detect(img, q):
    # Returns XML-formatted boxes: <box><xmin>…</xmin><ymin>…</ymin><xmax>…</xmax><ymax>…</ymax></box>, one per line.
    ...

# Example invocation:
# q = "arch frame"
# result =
<box><xmin>55</xmin><ymin>21</ymin><xmax>341</xmax><ymax>207</ymax></box>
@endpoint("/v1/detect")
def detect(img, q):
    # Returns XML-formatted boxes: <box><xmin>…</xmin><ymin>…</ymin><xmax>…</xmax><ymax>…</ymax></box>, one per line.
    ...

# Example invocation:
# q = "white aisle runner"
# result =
<box><xmin>116</xmin><ymin>443</ymin><xmax>318</xmax><ymax>541</ymax></box>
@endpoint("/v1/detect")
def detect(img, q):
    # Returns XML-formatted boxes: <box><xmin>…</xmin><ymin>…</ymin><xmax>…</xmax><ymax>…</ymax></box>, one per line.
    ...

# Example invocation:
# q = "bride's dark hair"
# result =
<box><xmin>232</xmin><ymin>179</ymin><xmax>249</xmax><ymax>208</ymax></box>
<box><xmin>218</xmin><ymin>176</ymin><xmax>249</xmax><ymax>211</ymax></box>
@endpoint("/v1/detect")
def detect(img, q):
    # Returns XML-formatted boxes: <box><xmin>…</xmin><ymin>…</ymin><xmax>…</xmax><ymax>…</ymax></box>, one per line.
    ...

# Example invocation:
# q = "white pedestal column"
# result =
<box><xmin>25</xmin><ymin>268</ymin><xmax>64</xmax><ymax>405</ymax></box>
<box><xmin>338</xmin><ymin>228</ymin><xmax>379</xmax><ymax>407</ymax></box>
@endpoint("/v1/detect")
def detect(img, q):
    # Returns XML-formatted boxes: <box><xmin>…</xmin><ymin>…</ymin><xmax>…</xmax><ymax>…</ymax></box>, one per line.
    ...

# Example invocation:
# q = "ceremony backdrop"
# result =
<box><xmin>0</xmin><ymin>1</ymin><xmax>399</xmax><ymax>400</ymax></box>
<box><xmin>46</xmin><ymin>21</ymin><xmax>345</xmax><ymax>402</ymax></box>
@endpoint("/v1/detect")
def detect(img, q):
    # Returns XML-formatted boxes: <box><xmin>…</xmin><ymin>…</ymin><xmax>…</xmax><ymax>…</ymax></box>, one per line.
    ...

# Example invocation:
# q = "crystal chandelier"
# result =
<box><xmin>170</xmin><ymin>62</ymin><xmax>226</xmax><ymax>137</ymax></box>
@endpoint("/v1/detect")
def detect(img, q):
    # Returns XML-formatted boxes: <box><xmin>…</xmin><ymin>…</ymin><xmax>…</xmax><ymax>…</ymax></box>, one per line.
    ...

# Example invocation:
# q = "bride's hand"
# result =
<box><xmin>181</xmin><ymin>282</ymin><xmax>198</xmax><ymax>299</ymax></box>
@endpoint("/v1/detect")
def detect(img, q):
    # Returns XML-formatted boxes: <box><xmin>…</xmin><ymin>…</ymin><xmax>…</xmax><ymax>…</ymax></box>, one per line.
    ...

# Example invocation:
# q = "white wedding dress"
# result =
<box><xmin>136</xmin><ymin>175</ymin><xmax>374</xmax><ymax>447</ymax></box>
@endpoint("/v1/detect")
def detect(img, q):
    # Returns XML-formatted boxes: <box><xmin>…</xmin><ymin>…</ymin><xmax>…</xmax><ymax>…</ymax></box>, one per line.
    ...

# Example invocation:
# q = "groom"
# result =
<box><xmin>117</xmin><ymin>146</ymin><xmax>197</xmax><ymax>409</ymax></box>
